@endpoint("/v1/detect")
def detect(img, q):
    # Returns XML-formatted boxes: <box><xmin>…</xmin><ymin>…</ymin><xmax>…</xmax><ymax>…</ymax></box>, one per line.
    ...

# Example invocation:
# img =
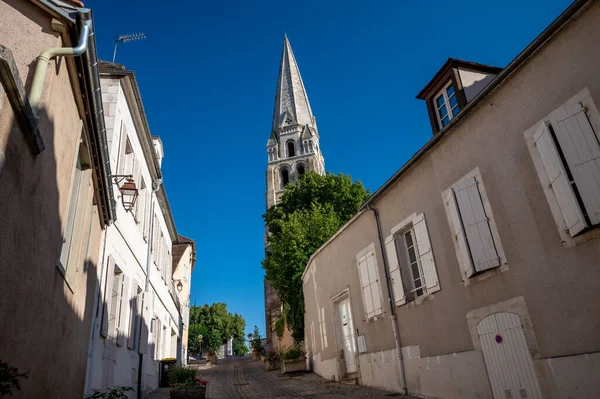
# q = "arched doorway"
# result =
<box><xmin>477</xmin><ymin>312</ymin><xmax>542</xmax><ymax>399</ymax></box>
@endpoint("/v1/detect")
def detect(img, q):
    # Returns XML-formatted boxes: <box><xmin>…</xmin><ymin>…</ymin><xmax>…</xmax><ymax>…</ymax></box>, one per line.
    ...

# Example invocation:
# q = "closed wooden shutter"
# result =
<box><xmin>454</xmin><ymin>177</ymin><xmax>500</xmax><ymax>273</ymax></box>
<box><xmin>365</xmin><ymin>252</ymin><xmax>383</xmax><ymax>316</ymax></box>
<box><xmin>127</xmin><ymin>283</ymin><xmax>139</xmax><ymax>349</ymax></box>
<box><xmin>384</xmin><ymin>235</ymin><xmax>406</xmax><ymax>305</ymax></box>
<box><xmin>357</xmin><ymin>254</ymin><xmax>375</xmax><ymax>318</ymax></box>
<box><xmin>412</xmin><ymin>213</ymin><xmax>440</xmax><ymax>293</ymax></box>
<box><xmin>444</xmin><ymin>190</ymin><xmax>475</xmax><ymax>279</ymax></box>
<box><xmin>138</xmin><ymin>293</ymin><xmax>149</xmax><ymax>354</ymax></box>
<box><xmin>117</xmin><ymin>275</ymin><xmax>131</xmax><ymax>346</ymax></box>
<box><xmin>100</xmin><ymin>256</ymin><xmax>116</xmax><ymax>338</ymax></box>
<box><xmin>550</xmin><ymin>103</ymin><xmax>600</xmax><ymax>226</ymax></box>
<box><xmin>533</xmin><ymin>122</ymin><xmax>587</xmax><ymax>236</ymax></box>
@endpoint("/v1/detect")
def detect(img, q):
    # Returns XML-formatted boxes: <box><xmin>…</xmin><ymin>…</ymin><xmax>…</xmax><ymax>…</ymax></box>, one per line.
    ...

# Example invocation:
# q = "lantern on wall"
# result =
<box><xmin>112</xmin><ymin>176</ymin><xmax>139</xmax><ymax>212</ymax></box>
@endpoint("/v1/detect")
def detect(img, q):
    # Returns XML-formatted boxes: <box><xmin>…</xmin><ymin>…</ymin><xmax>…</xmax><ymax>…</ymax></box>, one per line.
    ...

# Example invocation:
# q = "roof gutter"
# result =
<box><xmin>76</xmin><ymin>9</ymin><xmax>116</xmax><ymax>224</ymax></box>
<box><xmin>361</xmin><ymin>0</ymin><xmax>591</xmax><ymax>210</ymax></box>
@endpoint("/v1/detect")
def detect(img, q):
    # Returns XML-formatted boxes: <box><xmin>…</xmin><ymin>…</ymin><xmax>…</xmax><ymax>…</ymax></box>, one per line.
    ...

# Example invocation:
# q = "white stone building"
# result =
<box><xmin>84</xmin><ymin>61</ymin><xmax>182</xmax><ymax>397</ymax></box>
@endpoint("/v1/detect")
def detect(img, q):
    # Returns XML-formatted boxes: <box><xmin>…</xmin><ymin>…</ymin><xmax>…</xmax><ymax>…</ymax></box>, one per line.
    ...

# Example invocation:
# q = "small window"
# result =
<box><xmin>281</xmin><ymin>169</ymin><xmax>290</xmax><ymax>186</ymax></box>
<box><xmin>287</xmin><ymin>141</ymin><xmax>295</xmax><ymax>157</ymax></box>
<box><xmin>297</xmin><ymin>164</ymin><xmax>305</xmax><ymax>176</ymax></box>
<box><xmin>435</xmin><ymin>82</ymin><xmax>460</xmax><ymax>129</ymax></box>
<box><xmin>403</xmin><ymin>229</ymin><xmax>425</xmax><ymax>298</ymax></box>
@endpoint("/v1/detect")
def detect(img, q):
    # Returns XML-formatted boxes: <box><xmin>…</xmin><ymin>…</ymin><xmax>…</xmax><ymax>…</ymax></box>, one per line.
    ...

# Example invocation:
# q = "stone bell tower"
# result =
<box><xmin>264</xmin><ymin>35</ymin><xmax>325</xmax><ymax>349</ymax></box>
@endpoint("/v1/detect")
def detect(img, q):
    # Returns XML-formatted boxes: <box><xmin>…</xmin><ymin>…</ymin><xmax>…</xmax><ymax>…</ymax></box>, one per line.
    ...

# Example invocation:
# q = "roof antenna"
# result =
<box><xmin>112</xmin><ymin>32</ymin><xmax>146</xmax><ymax>63</ymax></box>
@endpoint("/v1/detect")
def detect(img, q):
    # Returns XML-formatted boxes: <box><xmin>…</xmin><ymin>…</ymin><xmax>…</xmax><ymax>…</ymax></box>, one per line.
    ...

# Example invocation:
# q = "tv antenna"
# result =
<box><xmin>112</xmin><ymin>32</ymin><xmax>146</xmax><ymax>63</ymax></box>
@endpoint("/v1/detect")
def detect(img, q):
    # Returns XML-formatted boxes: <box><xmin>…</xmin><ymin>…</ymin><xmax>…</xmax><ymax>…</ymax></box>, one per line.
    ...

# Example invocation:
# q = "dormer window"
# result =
<box><xmin>435</xmin><ymin>83</ymin><xmax>460</xmax><ymax>128</ymax></box>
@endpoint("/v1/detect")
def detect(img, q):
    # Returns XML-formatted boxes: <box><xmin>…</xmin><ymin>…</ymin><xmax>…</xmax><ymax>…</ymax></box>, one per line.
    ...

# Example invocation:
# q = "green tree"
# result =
<box><xmin>263</xmin><ymin>172</ymin><xmax>370</xmax><ymax>342</ymax></box>
<box><xmin>187</xmin><ymin>303</ymin><xmax>247</xmax><ymax>356</ymax></box>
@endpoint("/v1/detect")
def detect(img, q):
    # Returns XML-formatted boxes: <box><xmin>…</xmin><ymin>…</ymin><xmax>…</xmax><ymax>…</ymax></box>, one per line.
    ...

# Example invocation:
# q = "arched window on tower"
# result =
<box><xmin>281</xmin><ymin>169</ymin><xmax>290</xmax><ymax>187</ymax></box>
<box><xmin>297</xmin><ymin>164</ymin><xmax>305</xmax><ymax>177</ymax></box>
<box><xmin>287</xmin><ymin>141</ymin><xmax>295</xmax><ymax>157</ymax></box>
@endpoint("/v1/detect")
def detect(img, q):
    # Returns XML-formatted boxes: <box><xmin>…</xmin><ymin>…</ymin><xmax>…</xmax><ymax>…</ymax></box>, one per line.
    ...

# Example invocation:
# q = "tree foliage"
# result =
<box><xmin>262</xmin><ymin>172</ymin><xmax>370</xmax><ymax>342</ymax></box>
<box><xmin>187</xmin><ymin>303</ymin><xmax>246</xmax><ymax>355</ymax></box>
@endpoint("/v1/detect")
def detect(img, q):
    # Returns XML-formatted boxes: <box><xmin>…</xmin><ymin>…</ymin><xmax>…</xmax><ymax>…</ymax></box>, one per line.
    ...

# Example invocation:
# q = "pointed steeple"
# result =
<box><xmin>272</xmin><ymin>35</ymin><xmax>314</xmax><ymax>131</ymax></box>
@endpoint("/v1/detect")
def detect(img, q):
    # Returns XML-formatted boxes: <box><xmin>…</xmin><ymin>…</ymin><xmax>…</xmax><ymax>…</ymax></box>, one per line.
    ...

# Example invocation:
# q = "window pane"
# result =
<box><xmin>435</xmin><ymin>95</ymin><xmax>445</xmax><ymax>108</ymax></box>
<box><xmin>452</xmin><ymin>106</ymin><xmax>461</xmax><ymax>117</ymax></box>
<box><xmin>437</xmin><ymin>104</ymin><xmax>448</xmax><ymax>118</ymax></box>
<box><xmin>446</xmin><ymin>85</ymin><xmax>455</xmax><ymax>96</ymax></box>
<box><xmin>449</xmin><ymin>95</ymin><xmax>458</xmax><ymax>108</ymax></box>
<box><xmin>405</xmin><ymin>231</ymin><xmax>413</xmax><ymax>247</ymax></box>
<box><xmin>442</xmin><ymin>116</ymin><xmax>450</xmax><ymax>126</ymax></box>
<box><xmin>407</xmin><ymin>246</ymin><xmax>417</xmax><ymax>264</ymax></box>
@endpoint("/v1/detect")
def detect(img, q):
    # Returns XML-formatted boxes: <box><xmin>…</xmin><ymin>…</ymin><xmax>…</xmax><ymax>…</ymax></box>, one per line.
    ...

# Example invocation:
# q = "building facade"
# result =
<box><xmin>172</xmin><ymin>235</ymin><xmax>196</xmax><ymax>365</ymax></box>
<box><xmin>302</xmin><ymin>1</ymin><xmax>600</xmax><ymax>398</ymax></box>
<box><xmin>0</xmin><ymin>1</ymin><xmax>115</xmax><ymax>397</ymax></box>
<box><xmin>264</xmin><ymin>36</ymin><xmax>325</xmax><ymax>351</ymax></box>
<box><xmin>84</xmin><ymin>62</ymin><xmax>182</xmax><ymax>397</ymax></box>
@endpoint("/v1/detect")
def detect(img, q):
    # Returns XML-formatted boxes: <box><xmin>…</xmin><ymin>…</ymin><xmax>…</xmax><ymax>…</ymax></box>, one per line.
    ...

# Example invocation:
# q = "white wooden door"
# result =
<box><xmin>477</xmin><ymin>313</ymin><xmax>542</xmax><ymax>399</ymax></box>
<box><xmin>338</xmin><ymin>298</ymin><xmax>357</xmax><ymax>374</ymax></box>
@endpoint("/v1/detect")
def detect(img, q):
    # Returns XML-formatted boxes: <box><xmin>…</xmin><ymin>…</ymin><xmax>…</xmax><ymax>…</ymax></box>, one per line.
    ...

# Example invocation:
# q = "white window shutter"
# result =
<box><xmin>138</xmin><ymin>293</ymin><xmax>149</xmax><ymax>354</ymax></box>
<box><xmin>550</xmin><ymin>103</ymin><xmax>600</xmax><ymax>225</ymax></box>
<box><xmin>100</xmin><ymin>256</ymin><xmax>116</xmax><ymax>338</ymax></box>
<box><xmin>384</xmin><ymin>235</ymin><xmax>406</xmax><ymax>305</ymax></box>
<box><xmin>533</xmin><ymin>122</ymin><xmax>586</xmax><ymax>236</ymax></box>
<box><xmin>358</xmin><ymin>254</ymin><xmax>375</xmax><ymax>319</ymax></box>
<box><xmin>117</xmin><ymin>275</ymin><xmax>131</xmax><ymax>347</ymax></box>
<box><xmin>127</xmin><ymin>283</ymin><xmax>139</xmax><ymax>350</ymax></box>
<box><xmin>454</xmin><ymin>177</ymin><xmax>500</xmax><ymax>273</ymax></box>
<box><xmin>444</xmin><ymin>190</ymin><xmax>475</xmax><ymax>279</ymax></box>
<box><xmin>365</xmin><ymin>252</ymin><xmax>383</xmax><ymax>316</ymax></box>
<box><xmin>412</xmin><ymin>213</ymin><xmax>440</xmax><ymax>293</ymax></box>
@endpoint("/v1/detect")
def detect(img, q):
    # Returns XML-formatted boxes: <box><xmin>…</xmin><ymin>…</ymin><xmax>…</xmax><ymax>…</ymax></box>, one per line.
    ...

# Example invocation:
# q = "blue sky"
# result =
<box><xmin>89</xmin><ymin>0</ymin><xmax>572</xmax><ymax>336</ymax></box>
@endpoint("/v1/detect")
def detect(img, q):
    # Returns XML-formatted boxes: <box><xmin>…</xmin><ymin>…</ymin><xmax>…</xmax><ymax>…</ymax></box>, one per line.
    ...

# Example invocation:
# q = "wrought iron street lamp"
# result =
<box><xmin>112</xmin><ymin>175</ymin><xmax>139</xmax><ymax>212</ymax></box>
<box><xmin>174</xmin><ymin>279</ymin><xmax>184</xmax><ymax>293</ymax></box>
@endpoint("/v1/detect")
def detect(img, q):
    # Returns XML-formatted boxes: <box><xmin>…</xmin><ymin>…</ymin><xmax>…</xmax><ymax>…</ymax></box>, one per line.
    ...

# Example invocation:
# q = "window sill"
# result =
<box><xmin>56</xmin><ymin>262</ymin><xmax>75</xmax><ymax>294</ymax></box>
<box><xmin>568</xmin><ymin>224</ymin><xmax>600</xmax><ymax>248</ymax></box>
<box><xmin>400</xmin><ymin>291</ymin><xmax>435</xmax><ymax>308</ymax></box>
<box><xmin>463</xmin><ymin>263</ymin><xmax>509</xmax><ymax>287</ymax></box>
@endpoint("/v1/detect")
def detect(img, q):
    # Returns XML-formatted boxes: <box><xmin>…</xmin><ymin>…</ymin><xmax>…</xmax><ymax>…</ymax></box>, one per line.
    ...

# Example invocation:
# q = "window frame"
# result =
<box><xmin>525</xmin><ymin>87</ymin><xmax>600</xmax><ymax>248</ymax></box>
<box><xmin>402</xmin><ymin>228</ymin><xmax>426</xmax><ymax>298</ymax></box>
<box><xmin>434</xmin><ymin>81</ymin><xmax>460</xmax><ymax>129</ymax></box>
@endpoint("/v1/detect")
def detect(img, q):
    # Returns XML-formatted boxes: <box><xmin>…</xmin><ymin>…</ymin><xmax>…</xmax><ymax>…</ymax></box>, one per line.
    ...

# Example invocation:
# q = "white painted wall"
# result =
<box><xmin>85</xmin><ymin>77</ymin><xmax>181</xmax><ymax>397</ymax></box>
<box><xmin>458</xmin><ymin>68</ymin><xmax>497</xmax><ymax>102</ymax></box>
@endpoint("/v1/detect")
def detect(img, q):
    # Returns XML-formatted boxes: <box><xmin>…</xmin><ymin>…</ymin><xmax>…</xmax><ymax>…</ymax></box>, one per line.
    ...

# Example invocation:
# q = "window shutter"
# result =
<box><xmin>444</xmin><ymin>190</ymin><xmax>475</xmax><ymax>279</ymax></box>
<box><xmin>100</xmin><ymin>256</ymin><xmax>116</xmax><ymax>338</ymax></box>
<box><xmin>533</xmin><ymin>122</ymin><xmax>587</xmax><ymax>236</ymax></box>
<box><xmin>412</xmin><ymin>213</ymin><xmax>440</xmax><ymax>293</ymax></box>
<box><xmin>454</xmin><ymin>177</ymin><xmax>500</xmax><ymax>273</ymax></box>
<box><xmin>365</xmin><ymin>252</ymin><xmax>383</xmax><ymax>316</ymax></box>
<box><xmin>358</xmin><ymin>254</ymin><xmax>375</xmax><ymax>319</ymax></box>
<box><xmin>127</xmin><ymin>283</ymin><xmax>139</xmax><ymax>349</ymax></box>
<box><xmin>550</xmin><ymin>103</ymin><xmax>600</xmax><ymax>225</ymax></box>
<box><xmin>138</xmin><ymin>293</ymin><xmax>149</xmax><ymax>354</ymax></box>
<box><xmin>117</xmin><ymin>275</ymin><xmax>131</xmax><ymax>347</ymax></box>
<box><xmin>384</xmin><ymin>235</ymin><xmax>406</xmax><ymax>305</ymax></box>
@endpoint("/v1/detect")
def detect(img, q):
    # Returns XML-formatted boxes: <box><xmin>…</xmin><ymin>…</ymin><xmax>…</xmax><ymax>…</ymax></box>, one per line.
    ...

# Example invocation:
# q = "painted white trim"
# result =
<box><xmin>390</xmin><ymin>212</ymin><xmax>418</xmax><ymax>235</ymax></box>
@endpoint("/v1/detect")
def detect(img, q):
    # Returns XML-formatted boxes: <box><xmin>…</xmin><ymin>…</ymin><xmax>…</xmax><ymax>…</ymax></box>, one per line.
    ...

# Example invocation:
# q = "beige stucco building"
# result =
<box><xmin>303</xmin><ymin>1</ymin><xmax>600</xmax><ymax>398</ymax></box>
<box><xmin>0</xmin><ymin>1</ymin><xmax>116</xmax><ymax>397</ymax></box>
<box><xmin>172</xmin><ymin>235</ymin><xmax>196</xmax><ymax>364</ymax></box>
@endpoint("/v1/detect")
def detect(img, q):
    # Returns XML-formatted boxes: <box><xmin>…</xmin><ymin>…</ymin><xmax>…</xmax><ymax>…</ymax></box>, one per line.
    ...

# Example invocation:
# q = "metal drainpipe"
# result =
<box><xmin>367</xmin><ymin>203</ymin><xmax>408</xmax><ymax>395</ymax></box>
<box><xmin>28</xmin><ymin>18</ymin><xmax>90</xmax><ymax>115</ymax></box>
<box><xmin>137</xmin><ymin>179</ymin><xmax>162</xmax><ymax>398</ymax></box>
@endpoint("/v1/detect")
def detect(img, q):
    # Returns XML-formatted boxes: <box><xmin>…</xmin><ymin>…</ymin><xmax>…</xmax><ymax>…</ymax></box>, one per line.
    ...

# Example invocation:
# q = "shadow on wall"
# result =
<box><xmin>0</xmin><ymin>105</ymin><xmax>100</xmax><ymax>398</ymax></box>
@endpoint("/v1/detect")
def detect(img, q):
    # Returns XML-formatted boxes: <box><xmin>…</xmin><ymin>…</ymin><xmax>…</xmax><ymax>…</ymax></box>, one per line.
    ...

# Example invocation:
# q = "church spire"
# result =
<box><xmin>272</xmin><ymin>35</ymin><xmax>313</xmax><ymax>131</ymax></box>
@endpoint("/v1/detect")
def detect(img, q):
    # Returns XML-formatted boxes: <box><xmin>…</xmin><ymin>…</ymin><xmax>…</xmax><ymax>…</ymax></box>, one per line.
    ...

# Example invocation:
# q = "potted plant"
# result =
<box><xmin>206</xmin><ymin>350</ymin><xmax>217</xmax><ymax>365</ymax></box>
<box><xmin>263</xmin><ymin>352</ymin><xmax>280</xmax><ymax>371</ymax></box>
<box><xmin>280</xmin><ymin>347</ymin><xmax>306</xmax><ymax>374</ymax></box>
<box><xmin>168</xmin><ymin>366</ymin><xmax>208</xmax><ymax>399</ymax></box>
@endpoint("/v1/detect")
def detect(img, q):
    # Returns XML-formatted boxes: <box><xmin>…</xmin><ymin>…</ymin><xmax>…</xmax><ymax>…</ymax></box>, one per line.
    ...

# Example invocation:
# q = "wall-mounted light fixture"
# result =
<box><xmin>111</xmin><ymin>175</ymin><xmax>138</xmax><ymax>212</ymax></box>
<box><xmin>174</xmin><ymin>279</ymin><xmax>184</xmax><ymax>293</ymax></box>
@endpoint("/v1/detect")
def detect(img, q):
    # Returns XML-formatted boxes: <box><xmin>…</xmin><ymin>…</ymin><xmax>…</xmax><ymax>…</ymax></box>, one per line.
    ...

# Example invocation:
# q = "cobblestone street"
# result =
<box><xmin>148</xmin><ymin>356</ymin><xmax>417</xmax><ymax>399</ymax></box>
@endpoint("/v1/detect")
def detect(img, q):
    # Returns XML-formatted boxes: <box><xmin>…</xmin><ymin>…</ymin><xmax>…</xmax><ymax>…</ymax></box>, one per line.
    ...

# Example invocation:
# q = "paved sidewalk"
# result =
<box><xmin>148</xmin><ymin>356</ymin><xmax>417</xmax><ymax>398</ymax></box>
